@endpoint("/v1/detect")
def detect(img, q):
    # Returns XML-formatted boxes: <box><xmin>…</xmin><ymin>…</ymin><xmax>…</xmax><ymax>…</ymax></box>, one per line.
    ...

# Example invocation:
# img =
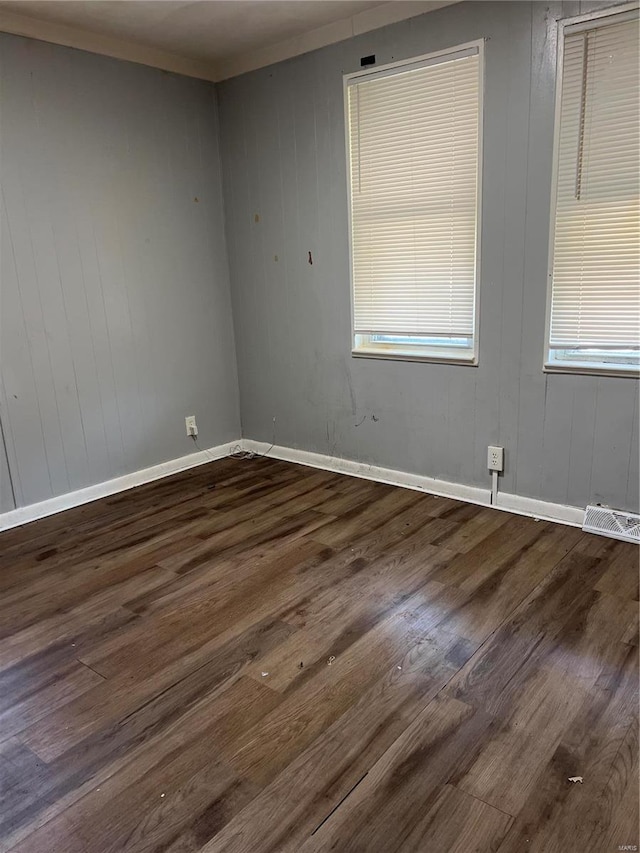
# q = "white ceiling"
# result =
<box><xmin>0</xmin><ymin>0</ymin><xmax>458</xmax><ymax>80</ymax></box>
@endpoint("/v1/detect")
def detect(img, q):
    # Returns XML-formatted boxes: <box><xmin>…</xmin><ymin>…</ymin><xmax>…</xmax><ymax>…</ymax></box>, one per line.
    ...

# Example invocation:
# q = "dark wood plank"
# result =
<box><xmin>0</xmin><ymin>456</ymin><xmax>636</xmax><ymax>853</ymax></box>
<box><xmin>292</xmin><ymin>694</ymin><xmax>504</xmax><ymax>853</ymax></box>
<box><xmin>495</xmin><ymin>642</ymin><xmax>638</xmax><ymax>852</ymax></box>
<box><xmin>192</xmin><ymin>631</ymin><xmax>472</xmax><ymax>853</ymax></box>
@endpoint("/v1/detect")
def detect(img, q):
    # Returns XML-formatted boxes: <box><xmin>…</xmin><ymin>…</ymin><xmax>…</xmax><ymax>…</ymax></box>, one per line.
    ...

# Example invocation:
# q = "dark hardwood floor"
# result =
<box><xmin>0</xmin><ymin>456</ymin><xmax>637</xmax><ymax>853</ymax></box>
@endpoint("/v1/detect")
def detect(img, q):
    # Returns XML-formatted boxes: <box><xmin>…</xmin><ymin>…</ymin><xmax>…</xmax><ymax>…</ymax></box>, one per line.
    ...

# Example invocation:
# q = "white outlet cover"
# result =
<box><xmin>487</xmin><ymin>445</ymin><xmax>504</xmax><ymax>472</ymax></box>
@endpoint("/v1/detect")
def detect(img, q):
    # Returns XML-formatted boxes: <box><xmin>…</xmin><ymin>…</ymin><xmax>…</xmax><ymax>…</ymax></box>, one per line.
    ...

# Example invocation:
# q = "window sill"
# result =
<box><xmin>352</xmin><ymin>348</ymin><xmax>478</xmax><ymax>366</ymax></box>
<box><xmin>544</xmin><ymin>362</ymin><xmax>640</xmax><ymax>379</ymax></box>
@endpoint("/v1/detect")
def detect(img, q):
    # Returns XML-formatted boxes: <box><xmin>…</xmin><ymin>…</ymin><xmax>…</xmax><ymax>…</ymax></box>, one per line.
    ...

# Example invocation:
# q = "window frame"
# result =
<box><xmin>544</xmin><ymin>3</ymin><xmax>640</xmax><ymax>379</ymax></box>
<box><xmin>343</xmin><ymin>41</ymin><xmax>484</xmax><ymax>366</ymax></box>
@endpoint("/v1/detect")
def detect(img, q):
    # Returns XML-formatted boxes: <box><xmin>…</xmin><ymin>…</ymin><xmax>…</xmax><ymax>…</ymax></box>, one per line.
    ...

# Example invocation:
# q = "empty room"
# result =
<box><xmin>0</xmin><ymin>0</ymin><xmax>638</xmax><ymax>850</ymax></box>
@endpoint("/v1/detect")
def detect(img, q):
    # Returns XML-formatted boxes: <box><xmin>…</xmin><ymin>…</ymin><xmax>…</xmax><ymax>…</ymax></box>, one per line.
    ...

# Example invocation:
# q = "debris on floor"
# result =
<box><xmin>568</xmin><ymin>776</ymin><xmax>583</xmax><ymax>784</ymax></box>
<box><xmin>327</xmin><ymin>655</ymin><xmax>336</xmax><ymax>665</ymax></box>
<box><xmin>261</xmin><ymin>671</ymin><xmax>269</xmax><ymax>677</ymax></box>
<box><xmin>299</xmin><ymin>662</ymin><xmax>304</xmax><ymax>668</ymax></box>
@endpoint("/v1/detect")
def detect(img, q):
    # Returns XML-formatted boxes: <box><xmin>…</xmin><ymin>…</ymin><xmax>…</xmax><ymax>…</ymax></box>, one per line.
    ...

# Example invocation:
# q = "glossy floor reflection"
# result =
<box><xmin>0</xmin><ymin>456</ymin><xmax>637</xmax><ymax>852</ymax></box>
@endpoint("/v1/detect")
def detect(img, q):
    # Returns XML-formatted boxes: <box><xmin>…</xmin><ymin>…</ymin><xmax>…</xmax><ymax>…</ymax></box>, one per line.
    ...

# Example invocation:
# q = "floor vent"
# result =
<box><xmin>583</xmin><ymin>505</ymin><xmax>640</xmax><ymax>544</ymax></box>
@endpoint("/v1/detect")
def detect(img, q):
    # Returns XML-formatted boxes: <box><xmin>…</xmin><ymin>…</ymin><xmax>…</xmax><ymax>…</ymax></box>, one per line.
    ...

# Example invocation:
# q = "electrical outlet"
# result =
<box><xmin>185</xmin><ymin>415</ymin><xmax>198</xmax><ymax>437</ymax></box>
<box><xmin>487</xmin><ymin>445</ymin><xmax>504</xmax><ymax>472</ymax></box>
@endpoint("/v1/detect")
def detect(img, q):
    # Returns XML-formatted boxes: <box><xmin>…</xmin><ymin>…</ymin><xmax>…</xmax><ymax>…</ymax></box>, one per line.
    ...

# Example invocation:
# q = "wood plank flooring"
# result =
<box><xmin>0</xmin><ymin>456</ymin><xmax>637</xmax><ymax>853</ymax></box>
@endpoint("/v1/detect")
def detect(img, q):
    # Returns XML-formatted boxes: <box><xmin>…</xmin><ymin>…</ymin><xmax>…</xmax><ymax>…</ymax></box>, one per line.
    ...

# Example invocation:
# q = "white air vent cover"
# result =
<box><xmin>583</xmin><ymin>505</ymin><xmax>640</xmax><ymax>544</ymax></box>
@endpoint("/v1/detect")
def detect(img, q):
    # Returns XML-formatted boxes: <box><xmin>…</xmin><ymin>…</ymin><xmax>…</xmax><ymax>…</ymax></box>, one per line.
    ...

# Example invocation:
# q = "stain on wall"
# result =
<box><xmin>218</xmin><ymin>0</ymin><xmax>638</xmax><ymax>512</ymax></box>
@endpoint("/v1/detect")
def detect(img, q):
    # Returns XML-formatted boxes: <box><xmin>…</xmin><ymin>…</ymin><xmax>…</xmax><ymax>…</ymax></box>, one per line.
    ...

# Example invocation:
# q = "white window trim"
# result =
<box><xmin>544</xmin><ymin>3</ymin><xmax>640</xmax><ymax>379</ymax></box>
<box><xmin>343</xmin><ymin>41</ymin><xmax>484</xmax><ymax>366</ymax></box>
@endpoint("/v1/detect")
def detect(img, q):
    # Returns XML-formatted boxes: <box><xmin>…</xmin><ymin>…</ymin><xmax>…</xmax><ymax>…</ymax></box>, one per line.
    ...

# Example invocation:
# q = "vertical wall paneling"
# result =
<box><xmin>0</xmin><ymin>35</ymin><xmax>240</xmax><ymax>508</ymax></box>
<box><xmin>565</xmin><ymin>377</ymin><xmax>599</xmax><ymax>509</ymax></box>
<box><xmin>590</xmin><ymin>379</ymin><xmax>638</xmax><ymax>508</ymax></box>
<box><xmin>491</xmin><ymin>4</ymin><xmax>533</xmax><ymax>495</ymax></box>
<box><xmin>0</xmin><ymin>407</ymin><xmax>16</xmax><ymax>512</ymax></box>
<box><xmin>626</xmin><ymin>386</ymin><xmax>639</xmax><ymax>511</ymax></box>
<box><xmin>219</xmin><ymin>0</ymin><xmax>639</xmax><ymax>513</ymax></box>
<box><xmin>1</xmin><ymin>0</ymin><xmax>636</xmax><ymax>517</ymax></box>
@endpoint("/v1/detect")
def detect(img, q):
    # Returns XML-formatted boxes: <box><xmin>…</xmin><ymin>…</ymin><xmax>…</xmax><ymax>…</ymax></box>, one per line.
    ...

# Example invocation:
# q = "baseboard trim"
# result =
<box><xmin>0</xmin><ymin>436</ymin><xmax>587</xmax><ymax>534</ymax></box>
<box><xmin>242</xmin><ymin>439</ymin><xmax>492</xmax><ymax>506</ymax></box>
<box><xmin>495</xmin><ymin>490</ymin><xmax>585</xmax><ymax>527</ymax></box>
<box><xmin>0</xmin><ymin>441</ymin><xmax>240</xmax><ymax>532</ymax></box>
<box><xmin>242</xmin><ymin>439</ymin><xmax>585</xmax><ymax>529</ymax></box>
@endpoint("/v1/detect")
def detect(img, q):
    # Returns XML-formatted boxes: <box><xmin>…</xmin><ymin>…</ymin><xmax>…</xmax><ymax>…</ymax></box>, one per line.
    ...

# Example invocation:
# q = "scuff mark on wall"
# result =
<box><xmin>325</xmin><ymin>419</ymin><xmax>338</xmax><ymax>457</ymax></box>
<box><xmin>341</xmin><ymin>359</ymin><xmax>357</xmax><ymax>415</ymax></box>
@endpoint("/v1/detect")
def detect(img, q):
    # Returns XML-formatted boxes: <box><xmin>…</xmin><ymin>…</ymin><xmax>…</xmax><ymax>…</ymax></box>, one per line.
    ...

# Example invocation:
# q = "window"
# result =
<box><xmin>345</xmin><ymin>43</ymin><xmax>482</xmax><ymax>363</ymax></box>
<box><xmin>546</xmin><ymin>6</ymin><xmax>640</xmax><ymax>376</ymax></box>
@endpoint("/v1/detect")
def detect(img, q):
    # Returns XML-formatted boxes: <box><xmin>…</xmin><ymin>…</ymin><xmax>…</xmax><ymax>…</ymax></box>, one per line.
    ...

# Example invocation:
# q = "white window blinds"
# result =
<box><xmin>347</xmin><ymin>47</ymin><xmax>481</xmax><ymax>343</ymax></box>
<box><xmin>548</xmin><ymin>12</ymin><xmax>640</xmax><ymax>365</ymax></box>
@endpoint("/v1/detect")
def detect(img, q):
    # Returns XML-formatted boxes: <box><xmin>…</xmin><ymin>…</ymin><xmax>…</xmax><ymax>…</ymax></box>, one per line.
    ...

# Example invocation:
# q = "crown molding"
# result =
<box><xmin>0</xmin><ymin>8</ymin><xmax>218</xmax><ymax>81</ymax></box>
<box><xmin>217</xmin><ymin>1</ymin><xmax>459</xmax><ymax>80</ymax></box>
<box><xmin>0</xmin><ymin>1</ymin><xmax>460</xmax><ymax>83</ymax></box>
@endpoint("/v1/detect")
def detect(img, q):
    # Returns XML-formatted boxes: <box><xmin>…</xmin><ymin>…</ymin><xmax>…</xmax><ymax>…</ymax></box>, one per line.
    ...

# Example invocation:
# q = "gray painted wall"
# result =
<box><xmin>1</xmin><ymin>34</ymin><xmax>240</xmax><ymax>510</ymax></box>
<box><xmin>219</xmin><ymin>0</ymin><xmax>639</xmax><ymax>513</ymax></box>
<box><xmin>0</xmin><ymin>416</ymin><xmax>14</xmax><ymax>512</ymax></box>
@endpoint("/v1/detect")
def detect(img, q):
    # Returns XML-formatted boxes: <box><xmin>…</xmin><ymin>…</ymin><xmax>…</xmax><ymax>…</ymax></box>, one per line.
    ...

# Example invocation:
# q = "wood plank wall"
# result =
<box><xmin>217</xmin><ymin>0</ymin><xmax>639</xmax><ymax>514</ymax></box>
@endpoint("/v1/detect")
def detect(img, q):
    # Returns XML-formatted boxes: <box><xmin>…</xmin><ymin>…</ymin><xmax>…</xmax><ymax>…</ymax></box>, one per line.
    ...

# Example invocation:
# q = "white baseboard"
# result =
<box><xmin>0</xmin><ymin>441</ymin><xmax>241</xmax><ymax>533</ymax></box>
<box><xmin>495</xmin><ymin>490</ymin><xmax>584</xmax><ymax>527</ymax></box>
<box><xmin>242</xmin><ymin>439</ymin><xmax>491</xmax><ymax>505</ymax></box>
<box><xmin>242</xmin><ymin>439</ymin><xmax>585</xmax><ymax>529</ymax></box>
<box><xmin>0</xmin><ymin>435</ymin><xmax>586</xmax><ymax>535</ymax></box>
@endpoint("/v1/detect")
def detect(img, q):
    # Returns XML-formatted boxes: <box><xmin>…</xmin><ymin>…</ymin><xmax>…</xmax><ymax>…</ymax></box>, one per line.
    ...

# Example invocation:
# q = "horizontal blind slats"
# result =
<box><xmin>550</xmin><ymin>16</ymin><xmax>640</xmax><ymax>351</ymax></box>
<box><xmin>349</xmin><ymin>52</ymin><xmax>480</xmax><ymax>338</ymax></box>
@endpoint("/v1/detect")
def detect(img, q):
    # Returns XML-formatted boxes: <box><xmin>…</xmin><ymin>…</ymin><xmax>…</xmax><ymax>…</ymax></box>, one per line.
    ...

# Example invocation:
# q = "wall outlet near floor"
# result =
<box><xmin>185</xmin><ymin>415</ymin><xmax>198</xmax><ymax>437</ymax></box>
<box><xmin>487</xmin><ymin>445</ymin><xmax>504</xmax><ymax>472</ymax></box>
